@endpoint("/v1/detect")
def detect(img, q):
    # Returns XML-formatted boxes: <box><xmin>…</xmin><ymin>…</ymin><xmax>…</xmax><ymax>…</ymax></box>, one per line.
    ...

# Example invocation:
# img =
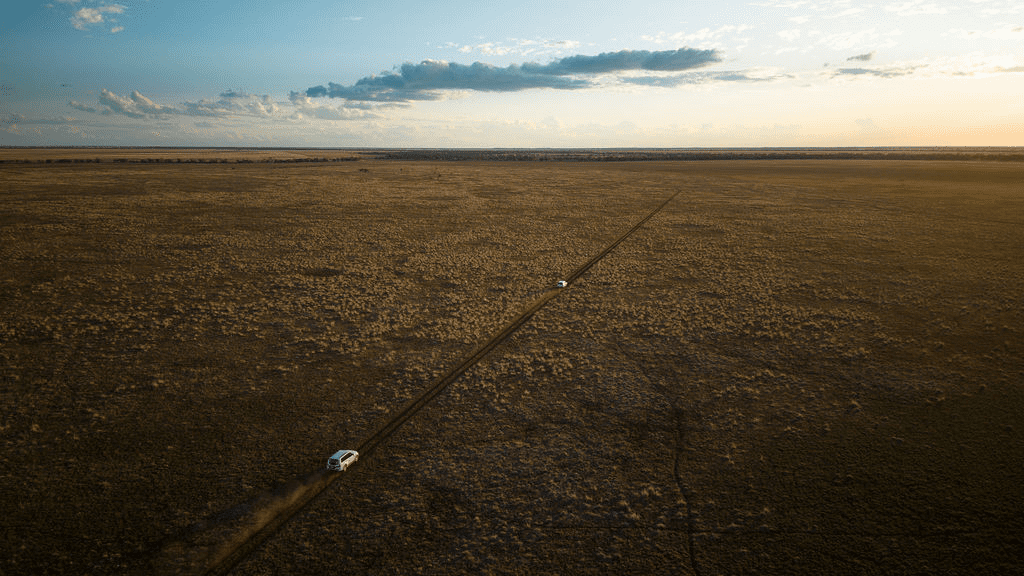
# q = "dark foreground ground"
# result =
<box><xmin>1</xmin><ymin>150</ymin><xmax>1022</xmax><ymax>574</ymax></box>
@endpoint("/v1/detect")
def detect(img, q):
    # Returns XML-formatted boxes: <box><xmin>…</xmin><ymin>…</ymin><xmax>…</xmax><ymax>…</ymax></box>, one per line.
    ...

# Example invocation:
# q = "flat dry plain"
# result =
<box><xmin>1</xmin><ymin>149</ymin><xmax>1023</xmax><ymax>575</ymax></box>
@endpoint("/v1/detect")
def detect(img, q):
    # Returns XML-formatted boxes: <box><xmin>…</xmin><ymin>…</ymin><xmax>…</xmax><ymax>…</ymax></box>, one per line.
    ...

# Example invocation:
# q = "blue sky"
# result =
<box><xmin>2</xmin><ymin>0</ymin><xmax>1022</xmax><ymax>146</ymax></box>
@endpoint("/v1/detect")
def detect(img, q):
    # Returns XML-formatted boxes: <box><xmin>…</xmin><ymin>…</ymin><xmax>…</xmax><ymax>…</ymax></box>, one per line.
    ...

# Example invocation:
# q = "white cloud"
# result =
<box><xmin>642</xmin><ymin>25</ymin><xmax>754</xmax><ymax>49</ymax></box>
<box><xmin>451</xmin><ymin>38</ymin><xmax>581</xmax><ymax>58</ymax></box>
<box><xmin>110</xmin><ymin>26</ymin><xmax>124</xmax><ymax>34</ymax></box>
<box><xmin>473</xmin><ymin>43</ymin><xmax>513</xmax><ymax>56</ymax></box>
<box><xmin>963</xmin><ymin>0</ymin><xmax>1023</xmax><ymax>12</ymax></box>
<box><xmin>829</xmin><ymin>8</ymin><xmax>864</xmax><ymax>17</ymax></box>
<box><xmin>755</xmin><ymin>0</ymin><xmax>961</xmax><ymax>16</ymax></box>
<box><xmin>884</xmin><ymin>1</ymin><xmax>952</xmax><ymax>16</ymax></box>
<box><xmin>97</xmin><ymin>89</ymin><xmax>188</xmax><ymax>117</ymax></box>
<box><xmin>829</xmin><ymin>64</ymin><xmax>922</xmax><ymax>78</ymax></box>
<box><xmin>620</xmin><ymin>68</ymin><xmax>789</xmax><ymax>87</ymax></box>
<box><xmin>827</xmin><ymin>53</ymin><xmax>1024</xmax><ymax>80</ymax></box>
<box><xmin>98</xmin><ymin>89</ymin><xmax>146</xmax><ymax>117</ymax></box>
<box><xmin>749</xmin><ymin>0</ymin><xmax>811</xmax><ymax>8</ymax></box>
<box><xmin>946</xmin><ymin>24</ymin><xmax>1024</xmax><ymax>39</ymax></box>
<box><xmin>815</xmin><ymin>28</ymin><xmax>898</xmax><ymax>51</ymax></box>
<box><xmin>182</xmin><ymin>90</ymin><xmax>283</xmax><ymax>117</ymax></box>
<box><xmin>85</xmin><ymin>88</ymin><xmax>382</xmax><ymax>124</ymax></box>
<box><xmin>750</xmin><ymin>0</ymin><xmax>866</xmax><ymax>10</ymax></box>
<box><xmin>130</xmin><ymin>90</ymin><xmax>175</xmax><ymax>115</ymax></box>
<box><xmin>287</xmin><ymin>93</ymin><xmax>378</xmax><ymax>121</ymax></box>
<box><xmin>847</xmin><ymin>51</ymin><xmax>876</xmax><ymax>61</ymax></box>
<box><xmin>977</xmin><ymin>0</ymin><xmax>1024</xmax><ymax>15</ymax></box>
<box><xmin>70</xmin><ymin>4</ymin><xmax>125</xmax><ymax>31</ymax></box>
<box><xmin>925</xmin><ymin>53</ymin><xmax>1024</xmax><ymax>76</ymax></box>
<box><xmin>1</xmin><ymin>114</ymin><xmax>87</xmax><ymax>140</ymax></box>
<box><xmin>778</xmin><ymin>29</ymin><xmax>802</xmax><ymax>41</ymax></box>
<box><xmin>69</xmin><ymin>100</ymin><xmax>98</xmax><ymax>113</ymax></box>
<box><xmin>2</xmin><ymin>113</ymin><xmax>78</xmax><ymax>125</ymax></box>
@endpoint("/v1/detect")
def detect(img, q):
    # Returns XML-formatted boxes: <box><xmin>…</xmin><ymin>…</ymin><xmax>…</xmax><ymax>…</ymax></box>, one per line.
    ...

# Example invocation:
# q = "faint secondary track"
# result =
<box><xmin>150</xmin><ymin>190</ymin><xmax>681</xmax><ymax>576</ymax></box>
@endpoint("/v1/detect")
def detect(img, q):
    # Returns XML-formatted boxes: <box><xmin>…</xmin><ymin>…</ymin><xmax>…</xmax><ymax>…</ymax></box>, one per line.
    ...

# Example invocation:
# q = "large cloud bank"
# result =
<box><xmin>302</xmin><ymin>47</ymin><xmax>723</xmax><ymax>102</ymax></box>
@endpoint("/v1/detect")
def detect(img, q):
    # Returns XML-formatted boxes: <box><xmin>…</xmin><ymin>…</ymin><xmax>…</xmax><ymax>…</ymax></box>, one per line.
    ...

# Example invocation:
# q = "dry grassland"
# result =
<box><xmin>1</xmin><ymin>152</ymin><xmax>1022</xmax><ymax>575</ymax></box>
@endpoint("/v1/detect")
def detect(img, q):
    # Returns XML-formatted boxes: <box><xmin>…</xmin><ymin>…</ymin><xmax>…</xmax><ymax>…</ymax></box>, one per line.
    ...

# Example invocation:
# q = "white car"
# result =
<box><xmin>327</xmin><ymin>449</ymin><xmax>359</xmax><ymax>471</ymax></box>
<box><xmin>556</xmin><ymin>280</ymin><xmax>568</xmax><ymax>288</ymax></box>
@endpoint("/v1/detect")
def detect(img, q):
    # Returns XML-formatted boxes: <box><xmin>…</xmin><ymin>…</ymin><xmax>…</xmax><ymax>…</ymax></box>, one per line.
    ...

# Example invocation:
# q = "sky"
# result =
<box><xmin>1</xmin><ymin>0</ymin><xmax>1022</xmax><ymax>147</ymax></box>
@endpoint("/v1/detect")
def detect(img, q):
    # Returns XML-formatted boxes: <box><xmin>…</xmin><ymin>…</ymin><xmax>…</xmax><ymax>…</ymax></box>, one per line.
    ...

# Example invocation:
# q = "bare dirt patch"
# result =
<box><xmin>1</xmin><ymin>154</ymin><xmax>1022</xmax><ymax>575</ymax></box>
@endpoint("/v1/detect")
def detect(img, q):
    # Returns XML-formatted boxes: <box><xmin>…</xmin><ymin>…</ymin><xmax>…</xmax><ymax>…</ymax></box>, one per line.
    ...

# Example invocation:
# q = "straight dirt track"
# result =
<box><xmin>156</xmin><ymin>189</ymin><xmax>683</xmax><ymax>576</ymax></box>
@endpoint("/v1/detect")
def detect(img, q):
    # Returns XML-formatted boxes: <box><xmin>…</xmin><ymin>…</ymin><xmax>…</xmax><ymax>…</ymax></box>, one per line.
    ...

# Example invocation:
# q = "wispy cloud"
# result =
<box><xmin>778</xmin><ymin>29</ymin><xmax>802</xmax><ymax>41</ymax></box>
<box><xmin>71</xmin><ymin>4</ymin><xmax>125</xmax><ymax>31</ymax></box>
<box><xmin>74</xmin><ymin>88</ymin><xmax>378</xmax><ymax>123</ymax></box>
<box><xmin>3</xmin><ymin>113</ymin><xmax>78</xmax><ymax>125</ymax></box>
<box><xmin>287</xmin><ymin>92</ymin><xmax>380</xmax><ymax>120</ymax></box>
<box><xmin>830</xmin><ymin>65</ymin><xmax>919</xmax><ymax>78</ymax></box>
<box><xmin>925</xmin><ymin>54</ymin><xmax>1024</xmax><ymax>76</ymax></box>
<box><xmin>946</xmin><ymin>24</ymin><xmax>1024</xmax><ymax>39</ymax></box>
<box><xmin>94</xmin><ymin>89</ymin><xmax>279</xmax><ymax>118</ymax></box>
<box><xmin>756</xmin><ymin>0</ymin><xmax>961</xmax><ymax>16</ymax></box>
<box><xmin>98</xmin><ymin>89</ymin><xmax>149</xmax><ymax>117</ymax></box>
<box><xmin>1</xmin><ymin>113</ymin><xmax>86</xmax><ymax>138</ymax></box>
<box><xmin>449</xmin><ymin>38</ymin><xmax>580</xmax><ymax>58</ymax></box>
<box><xmin>642</xmin><ymin>25</ymin><xmax>754</xmax><ymax>49</ymax></box>
<box><xmin>847</xmin><ymin>51</ymin><xmax>875</xmax><ymax>61</ymax></box>
<box><xmin>972</xmin><ymin>0</ymin><xmax>1024</xmax><ymax>15</ymax></box>
<box><xmin>884</xmin><ymin>1</ymin><xmax>952</xmax><ymax>16</ymax></box>
<box><xmin>826</xmin><ymin>53</ymin><xmax>1024</xmax><ymax>79</ymax></box>
<box><xmin>182</xmin><ymin>89</ymin><xmax>282</xmax><ymax>117</ymax></box>
<box><xmin>829</xmin><ymin>8</ymin><xmax>864</xmax><ymax>17</ymax></box>
<box><xmin>748</xmin><ymin>0</ymin><xmax>812</xmax><ymax>9</ymax></box>
<box><xmin>750</xmin><ymin>0</ymin><xmax>868</xmax><ymax>11</ymax></box>
<box><xmin>815</xmin><ymin>28</ymin><xmax>900</xmax><ymax>51</ymax></box>
<box><xmin>304</xmin><ymin>48</ymin><xmax>723</xmax><ymax>102</ymax></box>
<box><xmin>69</xmin><ymin>100</ymin><xmax>98</xmax><ymax>113</ymax></box>
<box><xmin>620</xmin><ymin>70</ymin><xmax>787</xmax><ymax>87</ymax></box>
<box><xmin>98</xmin><ymin>89</ymin><xmax>173</xmax><ymax>117</ymax></box>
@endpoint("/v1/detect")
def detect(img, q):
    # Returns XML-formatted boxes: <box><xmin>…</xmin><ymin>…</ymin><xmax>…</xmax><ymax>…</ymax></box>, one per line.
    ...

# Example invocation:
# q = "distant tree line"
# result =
<box><xmin>0</xmin><ymin>157</ymin><xmax>361</xmax><ymax>164</ymax></box>
<box><xmin>370</xmin><ymin>149</ymin><xmax>1024</xmax><ymax>162</ymax></box>
<box><xmin>5</xmin><ymin>149</ymin><xmax>1023</xmax><ymax>164</ymax></box>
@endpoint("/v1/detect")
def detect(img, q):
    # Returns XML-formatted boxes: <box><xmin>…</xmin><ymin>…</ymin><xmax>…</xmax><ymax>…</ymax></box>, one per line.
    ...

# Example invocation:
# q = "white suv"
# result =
<box><xmin>327</xmin><ymin>449</ymin><xmax>359</xmax><ymax>471</ymax></box>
